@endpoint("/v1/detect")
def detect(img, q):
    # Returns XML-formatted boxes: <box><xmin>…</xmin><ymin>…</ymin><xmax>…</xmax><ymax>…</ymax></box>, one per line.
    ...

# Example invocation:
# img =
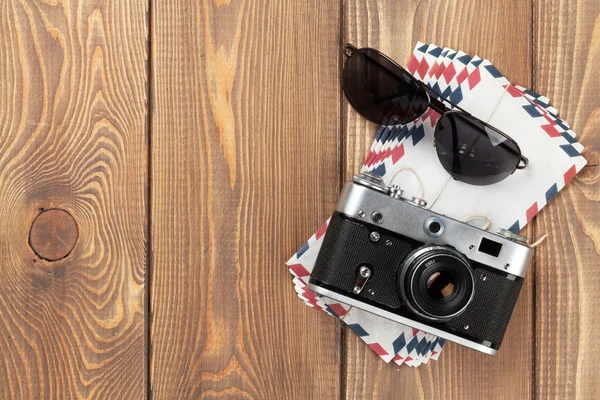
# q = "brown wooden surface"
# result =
<box><xmin>0</xmin><ymin>0</ymin><xmax>599</xmax><ymax>398</ymax></box>
<box><xmin>149</xmin><ymin>0</ymin><xmax>342</xmax><ymax>398</ymax></box>
<box><xmin>534</xmin><ymin>1</ymin><xmax>600</xmax><ymax>399</ymax></box>
<box><xmin>0</xmin><ymin>0</ymin><xmax>148</xmax><ymax>398</ymax></box>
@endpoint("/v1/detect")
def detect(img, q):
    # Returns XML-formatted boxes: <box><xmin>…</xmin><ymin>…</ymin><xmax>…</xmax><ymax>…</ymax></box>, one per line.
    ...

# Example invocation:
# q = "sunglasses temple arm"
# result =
<box><xmin>373</xmin><ymin>92</ymin><xmax>451</xmax><ymax>114</ymax></box>
<box><xmin>422</xmin><ymin>84</ymin><xmax>472</xmax><ymax>115</ymax></box>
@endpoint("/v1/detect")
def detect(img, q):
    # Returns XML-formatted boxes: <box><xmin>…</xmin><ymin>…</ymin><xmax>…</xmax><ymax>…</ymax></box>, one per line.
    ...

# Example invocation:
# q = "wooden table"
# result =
<box><xmin>0</xmin><ymin>0</ymin><xmax>598</xmax><ymax>398</ymax></box>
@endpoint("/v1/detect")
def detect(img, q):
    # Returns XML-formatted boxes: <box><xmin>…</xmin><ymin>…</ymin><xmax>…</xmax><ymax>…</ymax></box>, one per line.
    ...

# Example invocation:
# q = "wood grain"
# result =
<box><xmin>150</xmin><ymin>0</ymin><xmax>342</xmax><ymax>398</ymax></box>
<box><xmin>533</xmin><ymin>0</ymin><xmax>600</xmax><ymax>398</ymax></box>
<box><xmin>1</xmin><ymin>0</ymin><xmax>598</xmax><ymax>397</ymax></box>
<box><xmin>0</xmin><ymin>0</ymin><xmax>148</xmax><ymax>398</ymax></box>
<box><xmin>343</xmin><ymin>1</ymin><xmax>536</xmax><ymax>399</ymax></box>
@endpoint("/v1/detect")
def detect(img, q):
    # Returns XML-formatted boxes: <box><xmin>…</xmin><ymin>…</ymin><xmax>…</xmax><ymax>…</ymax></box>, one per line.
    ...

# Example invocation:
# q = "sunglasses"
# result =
<box><xmin>342</xmin><ymin>44</ymin><xmax>528</xmax><ymax>186</ymax></box>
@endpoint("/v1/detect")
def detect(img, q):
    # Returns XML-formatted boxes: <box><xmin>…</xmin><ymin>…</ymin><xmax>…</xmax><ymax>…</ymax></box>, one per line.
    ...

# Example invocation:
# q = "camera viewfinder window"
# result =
<box><xmin>478</xmin><ymin>238</ymin><xmax>502</xmax><ymax>257</ymax></box>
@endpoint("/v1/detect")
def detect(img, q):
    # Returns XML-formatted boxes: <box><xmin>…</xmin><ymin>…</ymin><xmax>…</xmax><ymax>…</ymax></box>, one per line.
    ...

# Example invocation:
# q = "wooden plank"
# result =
<box><xmin>150</xmin><ymin>0</ymin><xmax>342</xmax><ymax>398</ymax></box>
<box><xmin>0</xmin><ymin>0</ymin><xmax>148</xmax><ymax>398</ymax></box>
<box><xmin>533</xmin><ymin>1</ymin><xmax>600</xmax><ymax>398</ymax></box>
<box><xmin>342</xmin><ymin>1</ymin><xmax>535</xmax><ymax>398</ymax></box>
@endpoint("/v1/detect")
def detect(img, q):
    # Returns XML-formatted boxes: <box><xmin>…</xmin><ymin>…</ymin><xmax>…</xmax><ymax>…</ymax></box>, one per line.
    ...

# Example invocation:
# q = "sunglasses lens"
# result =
<box><xmin>434</xmin><ymin>113</ymin><xmax>522</xmax><ymax>185</ymax></box>
<box><xmin>343</xmin><ymin>48</ymin><xmax>429</xmax><ymax>125</ymax></box>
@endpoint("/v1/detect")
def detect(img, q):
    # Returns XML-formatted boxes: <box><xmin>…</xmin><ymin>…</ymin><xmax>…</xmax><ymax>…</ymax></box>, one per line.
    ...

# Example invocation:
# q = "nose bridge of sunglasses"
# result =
<box><xmin>428</xmin><ymin>96</ymin><xmax>448</xmax><ymax>115</ymax></box>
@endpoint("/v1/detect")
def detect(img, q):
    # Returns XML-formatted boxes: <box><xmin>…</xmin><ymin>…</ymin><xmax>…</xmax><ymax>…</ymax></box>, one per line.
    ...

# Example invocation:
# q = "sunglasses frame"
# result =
<box><xmin>344</xmin><ymin>44</ymin><xmax>528</xmax><ymax>170</ymax></box>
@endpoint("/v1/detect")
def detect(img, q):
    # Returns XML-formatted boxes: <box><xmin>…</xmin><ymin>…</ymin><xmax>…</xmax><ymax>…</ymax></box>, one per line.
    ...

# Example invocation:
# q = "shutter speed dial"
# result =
<box><xmin>409</xmin><ymin>197</ymin><xmax>428</xmax><ymax>207</ymax></box>
<box><xmin>354</xmin><ymin>173</ymin><xmax>427</xmax><ymax>207</ymax></box>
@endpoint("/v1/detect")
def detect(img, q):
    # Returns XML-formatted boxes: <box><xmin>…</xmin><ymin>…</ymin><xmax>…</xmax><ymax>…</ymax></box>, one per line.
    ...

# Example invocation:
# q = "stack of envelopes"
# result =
<box><xmin>287</xmin><ymin>42</ymin><xmax>587</xmax><ymax>366</ymax></box>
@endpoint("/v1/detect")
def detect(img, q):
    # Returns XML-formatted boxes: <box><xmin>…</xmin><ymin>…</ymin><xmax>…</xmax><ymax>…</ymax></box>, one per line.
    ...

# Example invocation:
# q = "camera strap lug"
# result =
<box><xmin>496</xmin><ymin>228</ymin><xmax>529</xmax><ymax>244</ymax></box>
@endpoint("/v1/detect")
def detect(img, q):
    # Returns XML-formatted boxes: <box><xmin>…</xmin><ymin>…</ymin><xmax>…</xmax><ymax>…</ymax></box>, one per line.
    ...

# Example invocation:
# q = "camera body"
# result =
<box><xmin>308</xmin><ymin>173</ymin><xmax>534</xmax><ymax>355</ymax></box>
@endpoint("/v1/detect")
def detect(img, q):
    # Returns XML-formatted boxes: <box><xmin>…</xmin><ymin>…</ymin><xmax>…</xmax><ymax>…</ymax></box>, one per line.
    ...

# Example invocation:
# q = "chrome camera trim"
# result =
<box><xmin>308</xmin><ymin>284</ymin><xmax>498</xmax><ymax>356</ymax></box>
<box><xmin>337</xmin><ymin>177</ymin><xmax>534</xmax><ymax>278</ymax></box>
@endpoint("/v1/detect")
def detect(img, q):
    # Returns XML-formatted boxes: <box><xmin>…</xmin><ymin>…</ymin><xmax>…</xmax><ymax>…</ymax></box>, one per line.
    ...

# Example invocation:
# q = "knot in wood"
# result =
<box><xmin>29</xmin><ymin>209</ymin><xmax>78</xmax><ymax>262</ymax></box>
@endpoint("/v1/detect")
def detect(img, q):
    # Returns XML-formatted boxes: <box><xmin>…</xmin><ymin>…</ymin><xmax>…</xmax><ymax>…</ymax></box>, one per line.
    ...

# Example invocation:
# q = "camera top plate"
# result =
<box><xmin>337</xmin><ymin>175</ymin><xmax>534</xmax><ymax>278</ymax></box>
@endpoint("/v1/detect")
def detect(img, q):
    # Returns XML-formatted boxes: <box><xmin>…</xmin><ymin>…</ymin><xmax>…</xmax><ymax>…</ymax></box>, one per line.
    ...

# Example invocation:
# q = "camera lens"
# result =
<box><xmin>425</xmin><ymin>271</ymin><xmax>455</xmax><ymax>298</ymax></box>
<box><xmin>398</xmin><ymin>245</ymin><xmax>474</xmax><ymax>321</ymax></box>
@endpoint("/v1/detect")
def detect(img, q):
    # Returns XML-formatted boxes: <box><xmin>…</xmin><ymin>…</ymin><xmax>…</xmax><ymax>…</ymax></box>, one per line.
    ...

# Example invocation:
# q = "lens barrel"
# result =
<box><xmin>398</xmin><ymin>245</ymin><xmax>475</xmax><ymax>321</ymax></box>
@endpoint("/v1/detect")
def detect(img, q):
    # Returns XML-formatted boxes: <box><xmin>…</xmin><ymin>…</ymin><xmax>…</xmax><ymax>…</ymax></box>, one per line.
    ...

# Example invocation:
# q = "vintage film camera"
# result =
<box><xmin>308</xmin><ymin>173</ymin><xmax>534</xmax><ymax>355</ymax></box>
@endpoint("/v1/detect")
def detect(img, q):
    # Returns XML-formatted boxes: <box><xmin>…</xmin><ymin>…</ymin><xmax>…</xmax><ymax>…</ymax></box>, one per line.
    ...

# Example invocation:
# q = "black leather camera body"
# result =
<box><xmin>308</xmin><ymin>173</ymin><xmax>534</xmax><ymax>354</ymax></box>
